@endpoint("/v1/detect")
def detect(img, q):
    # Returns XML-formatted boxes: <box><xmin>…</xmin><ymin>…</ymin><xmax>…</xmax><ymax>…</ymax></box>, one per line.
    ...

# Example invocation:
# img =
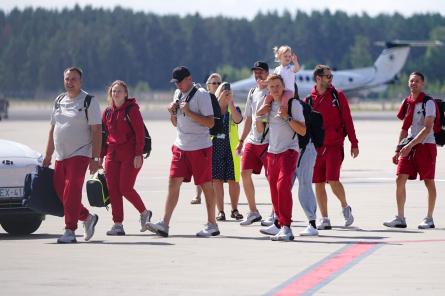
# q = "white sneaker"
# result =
<box><xmin>106</xmin><ymin>223</ymin><xmax>125</xmax><ymax>236</ymax></box>
<box><xmin>418</xmin><ymin>217</ymin><xmax>435</xmax><ymax>229</ymax></box>
<box><xmin>261</xmin><ymin>212</ymin><xmax>275</xmax><ymax>226</ymax></box>
<box><xmin>343</xmin><ymin>205</ymin><xmax>354</xmax><ymax>227</ymax></box>
<box><xmin>140</xmin><ymin>210</ymin><xmax>153</xmax><ymax>232</ymax></box>
<box><xmin>259</xmin><ymin>224</ymin><xmax>280</xmax><ymax>236</ymax></box>
<box><xmin>271</xmin><ymin>226</ymin><xmax>294</xmax><ymax>241</ymax></box>
<box><xmin>240</xmin><ymin>211</ymin><xmax>262</xmax><ymax>226</ymax></box>
<box><xmin>146</xmin><ymin>220</ymin><xmax>169</xmax><ymax>237</ymax></box>
<box><xmin>57</xmin><ymin>229</ymin><xmax>77</xmax><ymax>244</ymax></box>
<box><xmin>383</xmin><ymin>216</ymin><xmax>407</xmax><ymax>228</ymax></box>
<box><xmin>317</xmin><ymin>218</ymin><xmax>332</xmax><ymax>230</ymax></box>
<box><xmin>196</xmin><ymin>223</ymin><xmax>220</xmax><ymax>237</ymax></box>
<box><xmin>300</xmin><ymin>224</ymin><xmax>319</xmax><ymax>236</ymax></box>
<box><xmin>83</xmin><ymin>213</ymin><xmax>99</xmax><ymax>241</ymax></box>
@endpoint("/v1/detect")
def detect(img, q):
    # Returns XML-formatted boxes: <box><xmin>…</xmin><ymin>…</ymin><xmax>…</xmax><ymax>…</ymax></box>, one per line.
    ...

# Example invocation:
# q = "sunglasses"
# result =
<box><xmin>320</xmin><ymin>74</ymin><xmax>333</xmax><ymax>79</ymax></box>
<box><xmin>207</xmin><ymin>82</ymin><xmax>221</xmax><ymax>85</ymax></box>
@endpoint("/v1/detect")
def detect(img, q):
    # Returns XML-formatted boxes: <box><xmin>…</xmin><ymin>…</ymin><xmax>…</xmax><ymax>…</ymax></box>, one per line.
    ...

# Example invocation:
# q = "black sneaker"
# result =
<box><xmin>216</xmin><ymin>211</ymin><xmax>226</xmax><ymax>221</ymax></box>
<box><xmin>231</xmin><ymin>209</ymin><xmax>243</xmax><ymax>220</ymax></box>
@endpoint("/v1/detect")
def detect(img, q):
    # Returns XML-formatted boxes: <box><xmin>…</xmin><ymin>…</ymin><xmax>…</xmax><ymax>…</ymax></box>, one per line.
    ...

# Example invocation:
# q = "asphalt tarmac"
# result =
<box><xmin>1</xmin><ymin>104</ymin><xmax>444</xmax><ymax>295</ymax></box>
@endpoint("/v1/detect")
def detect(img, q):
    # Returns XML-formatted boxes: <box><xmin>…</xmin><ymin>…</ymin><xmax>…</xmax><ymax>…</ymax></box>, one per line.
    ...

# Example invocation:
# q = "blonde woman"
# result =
<box><xmin>212</xmin><ymin>82</ymin><xmax>244</xmax><ymax>221</ymax></box>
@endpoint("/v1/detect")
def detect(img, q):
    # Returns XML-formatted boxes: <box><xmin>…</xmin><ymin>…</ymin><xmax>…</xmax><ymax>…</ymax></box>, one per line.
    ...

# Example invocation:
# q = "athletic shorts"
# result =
<box><xmin>169</xmin><ymin>145</ymin><xmax>212</xmax><ymax>185</ymax></box>
<box><xmin>397</xmin><ymin>143</ymin><xmax>437</xmax><ymax>180</ymax></box>
<box><xmin>312</xmin><ymin>145</ymin><xmax>344</xmax><ymax>183</ymax></box>
<box><xmin>241</xmin><ymin>143</ymin><xmax>268</xmax><ymax>175</ymax></box>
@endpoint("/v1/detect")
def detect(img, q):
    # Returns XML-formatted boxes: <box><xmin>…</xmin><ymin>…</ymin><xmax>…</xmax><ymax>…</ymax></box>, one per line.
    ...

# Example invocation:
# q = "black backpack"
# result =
<box><xmin>288</xmin><ymin>98</ymin><xmax>324</xmax><ymax>149</ymax></box>
<box><xmin>103</xmin><ymin>105</ymin><xmax>152</xmax><ymax>158</ymax></box>
<box><xmin>54</xmin><ymin>93</ymin><xmax>93</xmax><ymax>121</ymax></box>
<box><xmin>289</xmin><ymin>83</ymin><xmax>324</xmax><ymax>149</ymax></box>
<box><xmin>420</xmin><ymin>96</ymin><xmax>445</xmax><ymax>146</ymax></box>
<box><xmin>182</xmin><ymin>86</ymin><xmax>223</xmax><ymax>136</ymax></box>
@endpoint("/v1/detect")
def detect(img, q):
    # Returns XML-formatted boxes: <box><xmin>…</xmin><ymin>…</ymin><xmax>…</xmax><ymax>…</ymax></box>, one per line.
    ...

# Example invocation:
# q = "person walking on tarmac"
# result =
<box><xmin>146</xmin><ymin>66</ymin><xmax>219</xmax><ymax>237</ymax></box>
<box><xmin>213</xmin><ymin>82</ymin><xmax>244</xmax><ymax>222</ymax></box>
<box><xmin>309</xmin><ymin>65</ymin><xmax>359</xmax><ymax>230</ymax></box>
<box><xmin>43</xmin><ymin>67</ymin><xmax>101</xmax><ymax>244</ymax></box>
<box><xmin>235</xmin><ymin>61</ymin><xmax>270</xmax><ymax>226</ymax></box>
<box><xmin>256</xmin><ymin>74</ymin><xmax>306</xmax><ymax>241</ymax></box>
<box><xmin>385</xmin><ymin>72</ymin><xmax>439</xmax><ymax>229</ymax></box>
<box><xmin>101</xmin><ymin>80</ymin><xmax>153</xmax><ymax>236</ymax></box>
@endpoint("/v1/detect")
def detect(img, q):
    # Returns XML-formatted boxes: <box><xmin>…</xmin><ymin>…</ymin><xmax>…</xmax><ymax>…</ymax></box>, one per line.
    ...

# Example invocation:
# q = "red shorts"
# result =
<box><xmin>397</xmin><ymin>143</ymin><xmax>437</xmax><ymax>180</ymax></box>
<box><xmin>169</xmin><ymin>145</ymin><xmax>212</xmax><ymax>185</ymax></box>
<box><xmin>241</xmin><ymin>143</ymin><xmax>268</xmax><ymax>174</ymax></box>
<box><xmin>312</xmin><ymin>145</ymin><xmax>344</xmax><ymax>183</ymax></box>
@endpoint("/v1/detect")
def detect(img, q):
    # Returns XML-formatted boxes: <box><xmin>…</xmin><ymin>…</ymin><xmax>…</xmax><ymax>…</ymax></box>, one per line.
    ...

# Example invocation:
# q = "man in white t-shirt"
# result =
<box><xmin>385</xmin><ymin>72</ymin><xmax>438</xmax><ymax>229</ymax></box>
<box><xmin>256</xmin><ymin>74</ymin><xmax>306</xmax><ymax>241</ymax></box>
<box><xmin>146</xmin><ymin>66</ymin><xmax>219</xmax><ymax>237</ymax></box>
<box><xmin>236</xmin><ymin>61</ymin><xmax>270</xmax><ymax>226</ymax></box>
<box><xmin>43</xmin><ymin>67</ymin><xmax>102</xmax><ymax>244</ymax></box>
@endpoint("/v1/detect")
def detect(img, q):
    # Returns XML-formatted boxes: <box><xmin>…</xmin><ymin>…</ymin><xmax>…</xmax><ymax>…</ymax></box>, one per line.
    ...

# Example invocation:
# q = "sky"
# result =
<box><xmin>1</xmin><ymin>0</ymin><xmax>445</xmax><ymax>19</ymax></box>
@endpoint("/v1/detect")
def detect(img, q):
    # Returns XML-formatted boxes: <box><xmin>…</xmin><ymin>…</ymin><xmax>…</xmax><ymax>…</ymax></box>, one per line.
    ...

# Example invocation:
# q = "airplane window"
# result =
<box><xmin>298</xmin><ymin>76</ymin><xmax>303</xmax><ymax>82</ymax></box>
<box><xmin>306</xmin><ymin>76</ymin><xmax>310</xmax><ymax>82</ymax></box>
<box><xmin>349</xmin><ymin>77</ymin><xmax>354</xmax><ymax>82</ymax></box>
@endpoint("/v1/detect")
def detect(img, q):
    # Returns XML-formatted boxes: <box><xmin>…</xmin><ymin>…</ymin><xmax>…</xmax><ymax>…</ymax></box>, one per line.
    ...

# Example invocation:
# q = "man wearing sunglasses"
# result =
<box><xmin>308</xmin><ymin>64</ymin><xmax>359</xmax><ymax>230</ymax></box>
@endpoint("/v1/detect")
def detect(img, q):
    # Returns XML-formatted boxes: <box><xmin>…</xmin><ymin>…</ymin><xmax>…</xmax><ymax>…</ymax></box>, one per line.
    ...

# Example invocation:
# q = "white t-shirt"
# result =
<box><xmin>173</xmin><ymin>85</ymin><xmax>213</xmax><ymax>151</ymax></box>
<box><xmin>50</xmin><ymin>90</ymin><xmax>101</xmax><ymax>161</ymax></box>
<box><xmin>244</xmin><ymin>87</ymin><xmax>269</xmax><ymax>144</ymax></box>
<box><xmin>274</xmin><ymin>65</ymin><xmax>295</xmax><ymax>92</ymax></box>
<box><xmin>408</xmin><ymin>100</ymin><xmax>436</xmax><ymax>144</ymax></box>
<box><xmin>267</xmin><ymin>98</ymin><xmax>305</xmax><ymax>154</ymax></box>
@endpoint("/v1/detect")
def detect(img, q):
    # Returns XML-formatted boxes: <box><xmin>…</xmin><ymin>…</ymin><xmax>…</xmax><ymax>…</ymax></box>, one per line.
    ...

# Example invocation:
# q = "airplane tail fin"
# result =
<box><xmin>370</xmin><ymin>40</ymin><xmax>442</xmax><ymax>86</ymax></box>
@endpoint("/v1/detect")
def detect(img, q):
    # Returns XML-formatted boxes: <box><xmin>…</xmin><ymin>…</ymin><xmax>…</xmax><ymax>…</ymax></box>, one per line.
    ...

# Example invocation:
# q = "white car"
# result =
<box><xmin>0</xmin><ymin>139</ymin><xmax>45</xmax><ymax>234</ymax></box>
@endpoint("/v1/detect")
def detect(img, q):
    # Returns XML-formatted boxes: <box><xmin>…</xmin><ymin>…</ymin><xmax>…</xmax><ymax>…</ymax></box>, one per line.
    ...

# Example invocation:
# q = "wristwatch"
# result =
<box><xmin>91</xmin><ymin>157</ymin><xmax>100</xmax><ymax>162</ymax></box>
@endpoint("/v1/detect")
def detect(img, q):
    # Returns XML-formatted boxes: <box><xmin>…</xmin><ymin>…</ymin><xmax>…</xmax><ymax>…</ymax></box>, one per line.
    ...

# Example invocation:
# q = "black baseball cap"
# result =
<box><xmin>170</xmin><ymin>66</ymin><xmax>191</xmax><ymax>83</ymax></box>
<box><xmin>251</xmin><ymin>61</ymin><xmax>269</xmax><ymax>72</ymax></box>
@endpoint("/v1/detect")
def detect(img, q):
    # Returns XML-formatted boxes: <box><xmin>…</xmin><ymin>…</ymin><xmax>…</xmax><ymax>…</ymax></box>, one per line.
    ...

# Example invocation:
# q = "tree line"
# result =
<box><xmin>1</xmin><ymin>6</ymin><xmax>445</xmax><ymax>98</ymax></box>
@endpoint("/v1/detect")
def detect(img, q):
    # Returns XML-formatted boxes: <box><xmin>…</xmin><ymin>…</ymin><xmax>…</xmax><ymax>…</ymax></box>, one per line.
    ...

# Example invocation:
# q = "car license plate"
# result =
<box><xmin>0</xmin><ymin>187</ymin><xmax>24</xmax><ymax>198</ymax></box>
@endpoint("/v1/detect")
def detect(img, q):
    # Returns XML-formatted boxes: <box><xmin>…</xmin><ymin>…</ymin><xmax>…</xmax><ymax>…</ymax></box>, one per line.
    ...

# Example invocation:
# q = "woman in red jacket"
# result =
<box><xmin>101</xmin><ymin>80</ymin><xmax>152</xmax><ymax>235</ymax></box>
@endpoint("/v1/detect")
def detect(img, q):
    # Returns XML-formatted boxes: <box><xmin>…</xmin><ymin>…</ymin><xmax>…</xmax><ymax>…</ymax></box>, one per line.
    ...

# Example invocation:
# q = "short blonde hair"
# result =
<box><xmin>206</xmin><ymin>73</ymin><xmax>222</xmax><ymax>84</ymax></box>
<box><xmin>273</xmin><ymin>45</ymin><xmax>292</xmax><ymax>62</ymax></box>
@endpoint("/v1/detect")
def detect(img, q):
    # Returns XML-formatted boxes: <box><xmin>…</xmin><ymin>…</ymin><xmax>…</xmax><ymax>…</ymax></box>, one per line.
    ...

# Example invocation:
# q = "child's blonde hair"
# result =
<box><xmin>273</xmin><ymin>45</ymin><xmax>292</xmax><ymax>63</ymax></box>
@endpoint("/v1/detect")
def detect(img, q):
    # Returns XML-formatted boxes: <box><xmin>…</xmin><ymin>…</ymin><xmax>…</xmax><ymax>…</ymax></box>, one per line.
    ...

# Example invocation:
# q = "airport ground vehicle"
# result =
<box><xmin>0</xmin><ymin>139</ymin><xmax>44</xmax><ymax>234</ymax></box>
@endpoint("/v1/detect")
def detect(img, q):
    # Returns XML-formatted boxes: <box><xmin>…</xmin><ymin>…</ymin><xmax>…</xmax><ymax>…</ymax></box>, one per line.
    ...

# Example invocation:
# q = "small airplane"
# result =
<box><xmin>231</xmin><ymin>40</ymin><xmax>442</xmax><ymax>99</ymax></box>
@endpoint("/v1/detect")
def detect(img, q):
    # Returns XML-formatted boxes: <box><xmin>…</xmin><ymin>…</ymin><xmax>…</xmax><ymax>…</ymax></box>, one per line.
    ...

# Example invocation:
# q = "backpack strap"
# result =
<box><xmin>305</xmin><ymin>94</ymin><xmax>313</xmax><ymax>106</ymax></box>
<box><xmin>184</xmin><ymin>86</ymin><xmax>198</xmax><ymax>103</ymax></box>
<box><xmin>83</xmin><ymin>95</ymin><xmax>93</xmax><ymax>122</ymax></box>
<box><xmin>421</xmin><ymin>95</ymin><xmax>433</xmax><ymax>117</ymax></box>
<box><xmin>287</xmin><ymin>98</ymin><xmax>298</xmax><ymax>140</ymax></box>
<box><xmin>331</xmin><ymin>87</ymin><xmax>346</xmax><ymax>132</ymax></box>
<box><xmin>124</xmin><ymin>104</ymin><xmax>136</xmax><ymax>133</ymax></box>
<box><xmin>248</xmin><ymin>88</ymin><xmax>255</xmax><ymax>100</ymax></box>
<box><xmin>54</xmin><ymin>93</ymin><xmax>65</xmax><ymax>110</ymax></box>
<box><xmin>260</xmin><ymin>94</ymin><xmax>269</xmax><ymax>144</ymax></box>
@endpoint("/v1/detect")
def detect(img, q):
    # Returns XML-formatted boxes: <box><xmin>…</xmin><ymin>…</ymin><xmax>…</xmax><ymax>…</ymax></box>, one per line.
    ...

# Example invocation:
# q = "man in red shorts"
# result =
<box><xmin>384</xmin><ymin>72</ymin><xmax>438</xmax><ymax>229</ymax></box>
<box><xmin>146</xmin><ymin>66</ymin><xmax>219</xmax><ymax>237</ymax></box>
<box><xmin>309</xmin><ymin>65</ymin><xmax>359</xmax><ymax>230</ymax></box>
<box><xmin>235</xmin><ymin>61</ymin><xmax>270</xmax><ymax>226</ymax></box>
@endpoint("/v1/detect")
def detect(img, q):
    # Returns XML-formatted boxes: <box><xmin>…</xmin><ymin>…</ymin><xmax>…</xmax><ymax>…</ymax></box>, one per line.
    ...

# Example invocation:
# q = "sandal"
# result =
<box><xmin>190</xmin><ymin>196</ymin><xmax>201</xmax><ymax>205</ymax></box>
<box><xmin>231</xmin><ymin>209</ymin><xmax>244</xmax><ymax>220</ymax></box>
<box><xmin>216</xmin><ymin>211</ymin><xmax>226</xmax><ymax>221</ymax></box>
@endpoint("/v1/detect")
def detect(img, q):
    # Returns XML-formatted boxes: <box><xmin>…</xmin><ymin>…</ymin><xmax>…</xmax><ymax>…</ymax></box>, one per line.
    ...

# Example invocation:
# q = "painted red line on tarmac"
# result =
<box><xmin>274</xmin><ymin>244</ymin><xmax>376</xmax><ymax>296</ymax></box>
